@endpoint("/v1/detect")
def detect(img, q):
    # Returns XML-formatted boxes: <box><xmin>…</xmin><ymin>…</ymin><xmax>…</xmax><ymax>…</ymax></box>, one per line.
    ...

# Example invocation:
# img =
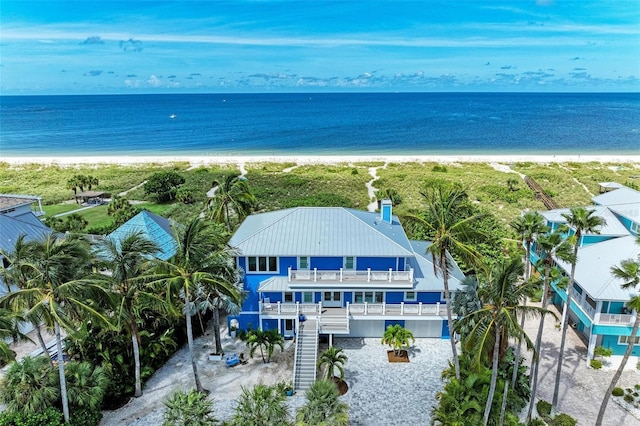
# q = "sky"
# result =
<box><xmin>1</xmin><ymin>1</ymin><xmax>639</xmax><ymax>94</ymax></box>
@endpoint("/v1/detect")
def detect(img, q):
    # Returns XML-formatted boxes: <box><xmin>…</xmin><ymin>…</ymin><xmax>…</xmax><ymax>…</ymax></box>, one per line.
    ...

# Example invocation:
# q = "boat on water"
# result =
<box><xmin>169</xmin><ymin>114</ymin><xmax>176</xmax><ymax>119</ymax></box>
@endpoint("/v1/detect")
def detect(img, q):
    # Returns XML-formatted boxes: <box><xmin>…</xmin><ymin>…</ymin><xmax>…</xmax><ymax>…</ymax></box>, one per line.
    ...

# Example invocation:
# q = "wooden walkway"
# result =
<box><xmin>524</xmin><ymin>176</ymin><xmax>559</xmax><ymax>210</ymax></box>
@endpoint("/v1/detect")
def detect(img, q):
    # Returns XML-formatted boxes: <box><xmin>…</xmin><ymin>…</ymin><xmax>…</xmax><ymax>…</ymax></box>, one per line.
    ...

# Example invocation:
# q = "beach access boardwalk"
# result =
<box><xmin>525</xmin><ymin>175</ymin><xmax>560</xmax><ymax>210</ymax></box>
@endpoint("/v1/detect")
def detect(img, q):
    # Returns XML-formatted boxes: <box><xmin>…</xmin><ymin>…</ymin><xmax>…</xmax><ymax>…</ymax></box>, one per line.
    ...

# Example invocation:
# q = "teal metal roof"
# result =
<box><xmin>229</xmin><ymin>207</ymin><xmax>415</xmax><ymax>257</ymax></box>
<box><xmin>592</xmin><ymin>187</ymin><xmax>640</xmax><ymax>206</ymax></box>
<box><xmin>541</xmin><ymin>206</ymin><xmax>631</xmax><ymax>237</ymax></box>
<box><xmin>108</xmin><ymin>211</ymin><xmax>178</xmax><ymax>261</ymax></box>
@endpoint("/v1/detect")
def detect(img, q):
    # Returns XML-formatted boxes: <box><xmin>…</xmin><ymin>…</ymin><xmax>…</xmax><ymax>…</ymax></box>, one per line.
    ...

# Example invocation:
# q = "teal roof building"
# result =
<box><xmin>108</xmin><ymin>211</ymin><xmax>178</xmax><ymax>261</ymax></box>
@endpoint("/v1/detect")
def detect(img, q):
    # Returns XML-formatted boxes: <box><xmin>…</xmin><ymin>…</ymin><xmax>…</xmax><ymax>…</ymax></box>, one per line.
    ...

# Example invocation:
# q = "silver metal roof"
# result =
<box><xmin>592</xmin><ymin>187</ymin><xmax>640</xmax><ymax>206</ymax></box>
<box><xmin>229</xmin><ymin>207</ymin><xmax>415</xmax><ymax>257</ymax></box>
<box><xmin>554</xmin><ymin>235</ymin><xmax>640</xmax><ymax>301</ymax></box>
<box><xmin>541</xmin><ymin>206</ymin><xmax>631</xmax><ymax>237</ymax></box>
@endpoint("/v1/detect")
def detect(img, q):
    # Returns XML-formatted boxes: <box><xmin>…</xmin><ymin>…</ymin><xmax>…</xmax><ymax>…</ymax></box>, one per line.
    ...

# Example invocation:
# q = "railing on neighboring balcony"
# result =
<box><xmin>260</xmin><ymin>301</ymin><xmax>321</xmax><ymax>315</ymax></box>
<box><xmin>597</xmin><ymin>313</ymin><xmax>635</xmax><ymax>325</ymax></box>
<box><xmin>287</xmin><ymin>267</ymin><xmax>413</xmax><ymax>284</ymax></box>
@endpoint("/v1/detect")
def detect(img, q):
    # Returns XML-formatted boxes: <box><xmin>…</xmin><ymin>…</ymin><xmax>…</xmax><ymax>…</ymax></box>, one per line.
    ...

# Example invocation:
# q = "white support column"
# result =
<box><xmin>296</xmin><ymin>301</ymin><xmax>300</xmax><ymax>315</ymax></box>
<box><xmin>329</xmin><ymin>334</ymin><xmax>333</xmax><ymax>347</ymax></box>
<box><xmin>382</xmin><ymin>302</ymin><xmax>386</xmax><ymax>315</ymax></box>
<box><xmin>340</xmin><ymin>268</ymin><xmax>343</xmax><ymax>282</ymax></box>
<box><xmin>409</xmin><ymin>268</ymin><xmax>414</xmax><ymax>282</ymax></box>
<box><xmin>318</xmin><ymin>301</ymin><xmax>322</xmax><ymax>314</ymax></box>
<box><xmin>278</xmin><ymin>319</ymin><xmax>282</xmax><ymax>334</ymax></box>
<box><xmin>418</xmin><ymin>302</ymin><xmax>422</xmax><ymax>315</ymax></box>
<box><xmin>314</xmin><ymin>268</ymin><xmax>318</xmax><ymax>282</ymax></box>
<box><xmin>277</xmin><ymin>301</ymin><xmax>281</xmax><ymax>314</ymax></box>
<box><xmin>346</xmin><ymin>302</ymin><xmax>350</xmax><ymax>318</ymax></box>
<box><xmin>388</xmin><ymin>268</ymin><xmax>393</xmax><ymax>282</ymax></box>
<box><xmin>364</xmin><ymin>302</ymin><xmax>368</xmax><ymax>315</ymax></box>
<box><xmin>436</xmin><ymin>302</ymin><xmax>440</xmax><ymax>315</ymax></box>
<box><xmin>587</xmin><ymin>331</ymin><xmax>598</xmax><ymax>364</ymax></box>
<box><xmin>367</xmin><ymin>268</ymin><xmax>371</xmax><ymax>282</ymax></box>
<box><xmin>401</xmin><ymin>302</ymin><xmax>404</xmax><ymax>315</ymax></box>
<box><xmin>288</xmin><ymin>266</ymin><xmax>292</xmax><ymax>281</ymax></box>
<box><xmin>259</xmin><ymin>300</ymin><xmax>263</xmax><ymax>313</ymax></box>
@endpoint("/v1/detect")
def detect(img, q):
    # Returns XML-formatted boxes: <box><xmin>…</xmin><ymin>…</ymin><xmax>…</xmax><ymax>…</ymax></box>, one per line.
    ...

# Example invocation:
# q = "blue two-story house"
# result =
<box><xmin>227</xmin><ymin>200</ymin><xmax>464</xmax><ymax>341</ymax></box>
<box><xmin>531</xmin><ymin>183</ymin><xmax>640</xmax><ymax>363</ymax></box>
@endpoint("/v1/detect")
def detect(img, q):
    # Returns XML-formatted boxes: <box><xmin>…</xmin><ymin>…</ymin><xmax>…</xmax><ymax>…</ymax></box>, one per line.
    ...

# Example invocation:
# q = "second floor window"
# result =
<box><xmin>247</xmin><ymin>256</ymin><xmax>278</xmax><ymax>272</ymax></box>
<box><xmin>299</xmin><ymin>256</ymin><xmax>309</xmax><ymax>269</ymax></box>
<box><xmin>344</xmin><ymin>256</ymin><xmax>354</xmax><ymax>269</ymax></box>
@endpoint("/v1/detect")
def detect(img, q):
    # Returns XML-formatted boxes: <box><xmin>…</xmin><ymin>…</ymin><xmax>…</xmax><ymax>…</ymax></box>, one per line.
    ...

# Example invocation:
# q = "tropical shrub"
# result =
<box><xmin>624</xmin><ymin>393</ymin><xmax>634</xmax><ymax>403</ymax></box>
<box><xmin>612</xmin><ymin>387</ymin><xmax>624</xmax><ymax>397</ymax></box>
<box><xmin>590</xmin><ymin>359</ymin><xmax>603</xmax><ymax>369</ymax></box>
<box><xmin>162</xmin><ymin>389</ymin><xmax>218</xmax><ymax>426</ymax></box>
<box><xmin>549</xmin><ymin>413</ymin><xmax>577</xmax><ymax>426</ymax></box>
<box><xmin>64</xmin><ymin>361</ymin><xmax>110</xmax><ymax>409</ymax></box>
<box><xmin>0</xmin><ymin>356</ymin><xmax>59</xmax><ymax>414</ymax></box>
<box><xmin>526</xmin><ymin>419</ymin><xmax>546</xmax><ymax>426</ymax></box>
<box><xmin>246</xmin><ymin>328</ymin><xmax>284</xmax><ymax>363</ymax></box>
<box><xmin>381</xmin><ymin>324</ymin><xmax>414</xmax><ymax>356</ymax></box>
<box><xmin>296</xmin><ymin>380</ymin><xmax>348</xmax><ymax>426</ymax></box>
<box><xmin>317</xmin><ymin>346</ymin><xmax>348</xmax><ymax>380</ymax></box>
<box><xmin>0</xmin><ymin>407</ymin><xmax>63</xmax><ymax>426</ymax></box>
<box><xmin>536</xmin><ymin>399</ymin><xmax>552</xmax><ymax>417</ymax></box>
<box><xmin>144</xmin><ymin>171</ymin><xmax>185</xmax><ymax>202</ymax></box>
<box><xmin>231</xmin><ymin>384</ymin><xmax>290</xmax><ymax>426</ymax></box>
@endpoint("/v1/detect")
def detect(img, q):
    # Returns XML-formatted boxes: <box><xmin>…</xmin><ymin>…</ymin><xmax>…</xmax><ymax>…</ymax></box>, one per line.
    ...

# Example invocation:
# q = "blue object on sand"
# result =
<box><xmin>225</xmin><ymin>353</ymin><xmax>240</xmax><ymax>367</ymax></box>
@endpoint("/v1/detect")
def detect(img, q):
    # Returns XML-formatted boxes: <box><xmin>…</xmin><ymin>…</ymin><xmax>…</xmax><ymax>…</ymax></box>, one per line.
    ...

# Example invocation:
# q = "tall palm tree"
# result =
<box><xmin>551</xmin><ymin>207</ymin><xmax>606</xmax><ymax>417</ymax></box>
<box><xmin>296</xmin><ymin>379</ymin><xmax>349</xmax><ymax>426</ymax></box>
<box><xmin>0</xmin><ymin>308</ymin><xmax>23</xmax><ymax>364</ymax></box>
<box><xmin>318</xmin><ymin>346</ymin><xmax>348</xmax><ymax>380</ymax></box>
<box><xmin>207</xmin><ymin>174</ymin><xmax>255</xmax><ymax>231</ymax></box>
<box><xmin>410</xmin><ymin>184</ymin><xmax>483</xmax><ymax>379</ymax></box>
<box><xmin>526</xmin><ymin>230</ymin><xmax>573</xmax><ymax>421</ymax></box>
<box><xmin>0</xmin><ymin>235</ymin><xmax>53</xmax><ymax>360</ymax></box>
<box><xmin>95</xmin><ymin>231</ymin><xmax>166</xmax><ymax>398</ymax></box>
<box><xmin>148</xmin><ymin>218</ymin><xmax>242</xmax><ymax>393</ymax></box>
<box><xmin>0</xmin><ymin>234</ymin><xmax>113</xmax><ymax>423</ymax></box>
<box><xmin>596</xmin><ymin>252</ymin><xmax>640</xmax><ymax>425</ymax></box>
<box><xmin>459</xmin><ymin>257</ymin><xmax>548</xmax><ymax>426</ymax></box>
<box><xmin>509</xmin><ymin>211</ymin><xmax>548</xmax><ymax>388</ymax></box>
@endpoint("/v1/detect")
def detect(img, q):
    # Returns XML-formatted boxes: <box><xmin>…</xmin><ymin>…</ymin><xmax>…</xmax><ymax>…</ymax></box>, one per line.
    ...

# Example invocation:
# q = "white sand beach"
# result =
<box><xmin>3</xmin><ymin>154</ymin><xmax>640</xmax><ymax>167</ymax></box>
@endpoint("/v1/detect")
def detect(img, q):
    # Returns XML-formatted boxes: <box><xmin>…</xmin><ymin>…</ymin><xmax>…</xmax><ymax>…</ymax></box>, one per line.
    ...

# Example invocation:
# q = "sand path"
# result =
<box><xmin>366</xmin><ymin>163</ymin><xmax>387</xmax><ymax>212</ymax></box>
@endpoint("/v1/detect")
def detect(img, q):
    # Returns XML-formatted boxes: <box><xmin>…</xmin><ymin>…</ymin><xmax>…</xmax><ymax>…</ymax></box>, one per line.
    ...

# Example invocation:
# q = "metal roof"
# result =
<box><xmin>592</xmin><ymin>187</ymin><xmax>640</xmax><ymax>206</ymax></box>
<box><xmin>0</xmin><ymin>195</ymin><xmax>35</xmax><ymax>212</ymax></box>
<box><xmin>541</xmin><ymin>206</ymin><xmax>631</xmax><ymax>237</ymax></box>
<box><xmin>229</xmin><ymin>207</ymin><xmax>415</xmax><ymax>257</ymax></box>
<box><xmin>0</xmin><ymin>212</ymin><xmax>52</xmax><ymax>253</ymax></box>
<box><xmin>554</xmin><ymin>235</ymin><xmax>640</xmax><ymax>301</ymax></box>
<box><xmin>609</xmin><ymin>205</ymin><xmax>640</xmax><ymax>227</ymax></box>
<box><xmin>108</xmin><ymin>210</ymin><xmax>178</xmax><ymax>261</ymax></box>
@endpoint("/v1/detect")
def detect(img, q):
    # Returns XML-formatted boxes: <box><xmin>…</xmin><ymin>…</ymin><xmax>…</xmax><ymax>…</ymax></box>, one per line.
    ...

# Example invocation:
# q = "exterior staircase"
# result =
<box><xmin>292</xmin><ymin>319</ymin><xmax>318</xmax><ymax>392</ymax></box>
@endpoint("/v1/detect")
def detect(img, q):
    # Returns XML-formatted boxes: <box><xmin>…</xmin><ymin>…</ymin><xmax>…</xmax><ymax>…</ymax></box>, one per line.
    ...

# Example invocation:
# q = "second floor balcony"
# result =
<box><xmin>287</xmin><ymin>266</ymin><xmax>414</xmax><ymax>288</ymax></box>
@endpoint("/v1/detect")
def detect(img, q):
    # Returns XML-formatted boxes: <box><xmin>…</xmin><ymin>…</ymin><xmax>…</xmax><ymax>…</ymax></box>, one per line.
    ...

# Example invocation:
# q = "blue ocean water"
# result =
<box><xmin>0</xmin><ymin>92</ymin><xmax>638</xmax><ymax>157</ymax></box>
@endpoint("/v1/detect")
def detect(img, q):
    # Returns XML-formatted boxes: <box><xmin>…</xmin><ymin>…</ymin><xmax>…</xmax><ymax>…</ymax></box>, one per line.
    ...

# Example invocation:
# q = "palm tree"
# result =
<box><xmin>296</xmin><ymin>379</ymin><xmax>349</xmax><ymax>426</ymax></box>
<box><xmin>0</xmin><ymin>308</ymin><xmax>23</xmax><ymax>364</ymax></box>
<box><xmin>63</xmin><ymin>361</ymin><xmax>110</xmax><ymax>410</ymax></box>
<box><xmin>409</xmin><ymin>183</ymin><xmax>483</xmax><ymax>379</ymax></box>
<box><xmin>318</xmin><ymin>346</ymin><xmax>348</xmax><ymax>380</ymax></box>
<box><xmin>247</xmin><ymin>328</ymin><xmax>285</xmax><ymax>363</ymax></box>
<box><xmin>0</xmin><ymin>235</ymin><xmax>55</xmax><ymax>361</ymax></box>
<box><xmin>95</xmin><ymin>231</ymin><xmax>165</xmax><ymax>397</ymax></box>
<box><xmin>551</xmin><ymin>207</ymin><xmax>606</xmax><ymax>418</ymax></box>
<box><xmin>208</xmin><ymin>174</ymin><xmax>255</xmax><ymax>231</ymax></box>
<box><xmin>452</xmin><ymin>276</ymin><xmax>482</xmax><ymax>343</ymax></box>
<box><xmin>231</xmin><ymin>383</ymin><xmax>290</xmax><ymax>426</ymax></box>
<box><xmin>596</xmin><ymin>253</ymin><xmax>640</xmax><ymax>425</ymax></box>
<box><xmin>459</xmin><ymin>257</ymin><xmax>548</xmax><ymax>426</ymax></box>
<box><xmin>509</xmin><ymin>211</ymin><xmax>548</xmax><ymax>388</ymax></box>
<box><xmin>0</xmin><ymin>355</ymin><xmax>59</xmax><ymax>414</ymax></box>
<box><xmin>85</xmin><ymin>175</ymin><xmax>98</xmax><ymax>191</ymax></box>
<box><xmin>526</xmin><ymin>230</ymin><xmax>573</xmax><ymax>421</ymax></box>
<box><xmin>381</xmin><ymin>323</ymin><xmax>415</xmax><ymax>357</ymax></box>
<box><xmin>163</xmin><ymin>389</ymin><xmax>218</xmax><ymax>426</ymax></box>
<box><xmin>148</xmin><ymin>218</ymin><xmax>242</xmax><ymax>393</ymax></box>
<box><xmin>0</xmin><ymin>234</ymin><xmax>113</xmax><ymax>423</ymax></box>
<box><xmin>67</xmin><ymin>176</ymin><xmax>83</xmax><ymax>195</ymax></box>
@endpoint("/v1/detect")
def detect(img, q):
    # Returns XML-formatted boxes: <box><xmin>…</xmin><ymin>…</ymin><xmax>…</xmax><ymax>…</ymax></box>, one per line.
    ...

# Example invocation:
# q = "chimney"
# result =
<box><xmin>380</xmin><ymin>199</ymin><xmax>393</xmax><ymax>224</ymax></box>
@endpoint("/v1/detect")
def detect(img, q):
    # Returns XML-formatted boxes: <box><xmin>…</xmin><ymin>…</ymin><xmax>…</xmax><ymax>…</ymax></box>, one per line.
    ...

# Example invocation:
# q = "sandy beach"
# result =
<box><xmin>2</xmin><ymin>154</ymin><xmax>640</xmax><ymax>168</ymax></box>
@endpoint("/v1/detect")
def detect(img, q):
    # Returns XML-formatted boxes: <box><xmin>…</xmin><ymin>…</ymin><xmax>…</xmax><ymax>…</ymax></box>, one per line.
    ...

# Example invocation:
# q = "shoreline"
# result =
<box><xmin>2</xmin><ymin>154</ymin><xmax>640</xmax><ymax>167</ymax></box>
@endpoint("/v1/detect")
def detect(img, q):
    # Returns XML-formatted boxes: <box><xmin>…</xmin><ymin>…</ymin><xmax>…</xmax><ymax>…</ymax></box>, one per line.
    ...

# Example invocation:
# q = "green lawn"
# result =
<box><xmin>42</xmin><ymin>203</ymin><xmax>84</xmax><ymax>218</ymax></box>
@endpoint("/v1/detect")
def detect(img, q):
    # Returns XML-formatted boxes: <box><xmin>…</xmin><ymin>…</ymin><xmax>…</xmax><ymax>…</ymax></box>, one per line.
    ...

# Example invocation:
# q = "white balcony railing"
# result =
<box><xmin>597</xmin><ymin>313</ymin><xmax>635</xmax><ymax>325</ymax></box>
<box><xmin>259</xmin><ymin>301</ymin><xmax>446</xmax><ymax>318</ymax></box>
<box><xmin>287</xmin><ymin>267</ymin><xmax>413</xmax><ymax>283</ymax></box>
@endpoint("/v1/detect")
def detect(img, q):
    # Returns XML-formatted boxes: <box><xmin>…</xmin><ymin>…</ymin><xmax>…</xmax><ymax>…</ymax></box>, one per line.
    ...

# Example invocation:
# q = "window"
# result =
<box><xmin>619</xmin><ymin>336</ymin><xmax>640</xmax><ymax>346</ymax></box>
<box><xmin>345</xmin><ymin>256</ymin><xmax>354</xmax><ymax>269</ymax></box>
<box><xmin>247</xmin><ymin>256</ymin><xmax>278</xmax><ymax>272</ymax></box>
<box><xmin>354</xmin><ymin>291</ymin><xmax>383</xmax><ymax>303</ymax></box>
<box><xmin>284</xmin><ymin>292</ymin><xmax>293</xmax><ymax>303</ymax></box>
<box><xmin>303</xmin><ymin>292</ymin><xmax>314</xmax><ymax>303</ymax></box>
<box><xmin>631</xmin><ymin>222</ymin><xmax>639</xmax><ymax>235</ymax></box>
<box><xmin>299</xmin><ymin>256</ymin><xmax>309</xmax><ymax>269</ymax></box>
<box><xmin>405</xmin><ymin>291</ymin><xmax>416</xmax><ymax>302</ymax></box>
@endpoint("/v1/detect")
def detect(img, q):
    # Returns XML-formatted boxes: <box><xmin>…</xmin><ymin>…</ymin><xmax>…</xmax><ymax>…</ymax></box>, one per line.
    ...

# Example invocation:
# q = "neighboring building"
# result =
<box><xmin>107</xmin><ymin>210</ymin><xmax>179</xmax><ymax>261</ymax></box>
<box><xmin>227</xmin><ymin>200</ymin><xmax>465</xmax><ymax>341</ymax></box>
<box><xmin>0</xmin><ymin>194</ymin><xmax>52</xmax><ymax>335</ymax></box>
<box><xmin>530</xmin><ymin>183</ymin><xmax>640</xmax><ymax>362</ymax></box>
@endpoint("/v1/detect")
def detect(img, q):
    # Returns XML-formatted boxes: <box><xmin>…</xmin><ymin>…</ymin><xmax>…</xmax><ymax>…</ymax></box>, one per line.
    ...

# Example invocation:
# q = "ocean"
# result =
<box><xmin>0</xmin><ymin>92</ymin><xmax>638</xmax><ymax>157</ymax></box>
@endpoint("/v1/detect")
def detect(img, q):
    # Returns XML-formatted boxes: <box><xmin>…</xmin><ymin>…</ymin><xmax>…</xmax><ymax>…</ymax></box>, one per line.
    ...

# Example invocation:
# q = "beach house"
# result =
<box><xmin>227</xmin><ymin>200</ymin><xmax>465</xmax><ymax>342</ymax></box>
<box><xmin>530</xmin><ymin>183</ymin><xmax>640</xmax><ymax>362</ymax></box>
